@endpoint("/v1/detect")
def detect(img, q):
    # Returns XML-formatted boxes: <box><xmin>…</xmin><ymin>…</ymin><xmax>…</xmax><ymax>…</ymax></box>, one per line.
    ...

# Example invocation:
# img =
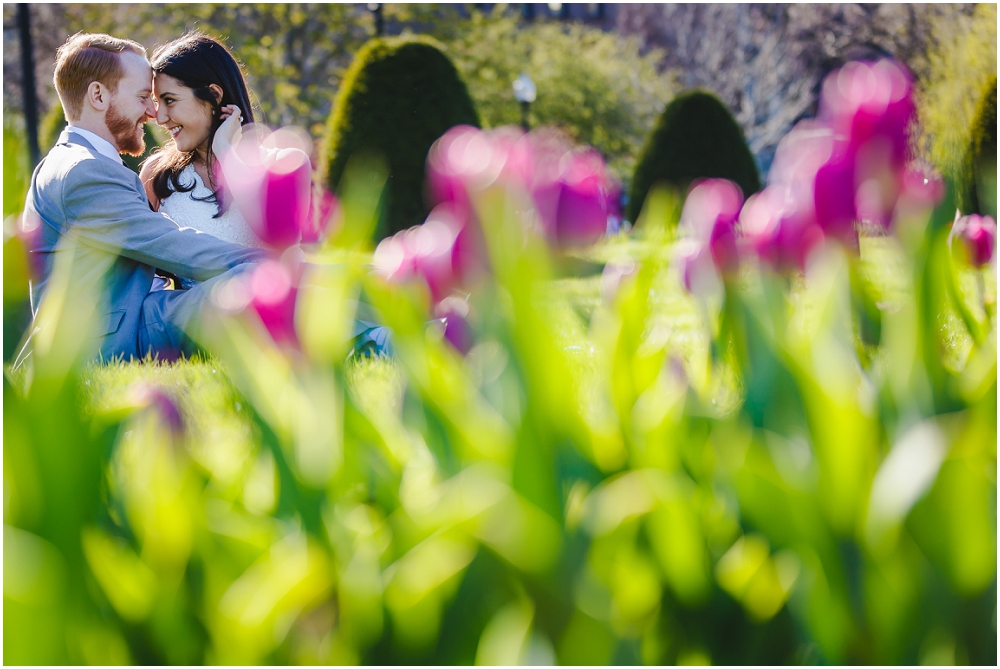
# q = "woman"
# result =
<box><xmin>141</xmin><ymin>32</ymin><xmax>271</xmax><ymax>248</ymax></box>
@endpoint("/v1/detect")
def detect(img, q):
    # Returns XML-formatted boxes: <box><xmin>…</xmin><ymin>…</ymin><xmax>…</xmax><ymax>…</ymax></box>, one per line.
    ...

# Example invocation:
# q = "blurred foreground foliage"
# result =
<box><xmin>5</xmin><ymin>151</ymin><xmax>996</xmax><ymax>665</ymax></box>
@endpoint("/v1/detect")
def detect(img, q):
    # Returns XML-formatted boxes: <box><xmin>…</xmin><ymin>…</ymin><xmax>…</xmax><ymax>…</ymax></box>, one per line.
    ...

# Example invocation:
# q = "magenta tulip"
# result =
<box><xmin>249</xmin><ymin>259</ymin><xmax>299</xmax><ymax>345</ymax></box>
<box><xmin>220</xmin><ymin>142</ymin><xmax>313</xmax><ymax>251</ymax></box>
<box><xmin>434</xmin><ymin>296</ymin><xmax>474</xmax><ymax>354</ymax></box>
<box><xmin>680</xmin><ymin>179</ymin><xmax>743</xmax><ymax>274</ymax></box>
<box><xmin>532</xmin><ymin>147</ymin><xmax>611</xmax><ymax>248</ymax></box>
<box><xmin>129</xmin><ymin>383</ymin><xmax>184</xmax><ymax>436</ymax></box>
<box><xmin>373</xmin><ymin>204</ymin><xmax>484</xmax><ymax>303</ymax></box>
<box><xmin>301</xmin><ymin>188</ymin><xmax>340</xmax><ymax>244</ymax></box>
<box><xmin>259</xmin><ymin>151</ymin><xmax>312</xmax><ymax>249</ymax></box>
<box><xmin>952</xmin><ymin>213</ymin><xmax>997</xmax><ymax>268</ymax></box>
<box><xmin>740</xmin><ymin>186</ymin><xmax>824</xmax><ymax>271</ymax></box>
<box><xmin>812</xmin><ymin>144</ymin><xmax>858</xmax><ymax>242</ymax></box>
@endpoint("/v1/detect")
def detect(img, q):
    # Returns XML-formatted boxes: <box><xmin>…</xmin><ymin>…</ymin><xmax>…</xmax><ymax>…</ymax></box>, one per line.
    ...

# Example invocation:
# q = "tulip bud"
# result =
<box><xmin>434</xmin><ymin>296</ymin><xmax>474</xmax><ymax>354</ymax></box>
<box><xmin>128</xmin><ymin>383</ymin><xmax>184</xmax><ymax>436</ymax></box>
<box><xmin>740</xmin><ymin>186</ymin><xmax>824</xmax><ymax>272</ymax></box>
<box><xmin>532</xmin><ymin>147</ymin><xmax>611</xmax><ymax>248</ymax></box>
<box><xmin>249</xmin><ymin>259</ymin><xmax>299</xmax><ymax>345</ymax></box>
<box><xmin>301</xmin><ymin>188</ymin><xmax>340</xmax><ymax>244</ymax></box>
<box><xmin>260</xmin><ymin>150</ymin><xmax>311</xmax><ymax>249</ymax></box>
<box><xmin>675</xmin><ymin>239</ymin><xmax>720</xmax><ymax>297</ymax></box>
<box><xmin>220</xmin><ymin>140</ymin><xmax>312</xmax><ymax>251</ymax></box>
<box><xmin>373</xmin><ymin>204</ymin><xmax>484</xmax><ymax>303</ymax></box>
<box><xmin>680</xmin><ymin>179</ymin><xmax>743</xmax><ymax>274</ymax></box>
<box><xmin>951</xmin><ymin>211</ymin><xmax>997</xmax><ymax>268</ymax></box>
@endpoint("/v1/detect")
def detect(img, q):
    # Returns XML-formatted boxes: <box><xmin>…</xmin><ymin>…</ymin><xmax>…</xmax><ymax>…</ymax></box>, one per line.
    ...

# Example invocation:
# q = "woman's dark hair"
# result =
<box><xmin>145</xmin><ymin>32</ymin><xmax>255</xmax><ymax>214</ymax></box>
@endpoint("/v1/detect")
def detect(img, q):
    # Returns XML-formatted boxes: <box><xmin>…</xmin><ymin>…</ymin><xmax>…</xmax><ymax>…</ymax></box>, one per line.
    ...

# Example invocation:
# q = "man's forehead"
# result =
<box><xmin>121</xmin><ymin>50</ymin><xmax>152</xmax><ymax>78</ymax></box>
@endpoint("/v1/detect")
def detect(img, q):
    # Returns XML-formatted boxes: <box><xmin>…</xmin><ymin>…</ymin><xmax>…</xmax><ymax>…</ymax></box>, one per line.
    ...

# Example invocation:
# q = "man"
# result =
<box><xmin>19</xmin><ymin>33</ymin><xmax>268</xmax><ymax>363</ymax></box>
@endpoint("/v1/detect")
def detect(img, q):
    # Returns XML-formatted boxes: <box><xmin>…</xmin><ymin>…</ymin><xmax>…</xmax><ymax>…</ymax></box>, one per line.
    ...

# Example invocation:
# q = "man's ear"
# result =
<box><xmin>86</xmin><ymin>81</ymin><xmax>110</xmax><ymax>112</ymax></box>
<box><xmin>208</xmin><ymin>84</ymin><xmax>224</xmax><ymax>106</ymax></box>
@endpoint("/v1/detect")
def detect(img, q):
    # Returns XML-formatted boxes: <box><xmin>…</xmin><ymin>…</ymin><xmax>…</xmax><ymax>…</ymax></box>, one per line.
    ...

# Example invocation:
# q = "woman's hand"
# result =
<box><xmin>213</xmin><ymin>104</ymin><xmax>243</xmax><ymax>156</ymax></box>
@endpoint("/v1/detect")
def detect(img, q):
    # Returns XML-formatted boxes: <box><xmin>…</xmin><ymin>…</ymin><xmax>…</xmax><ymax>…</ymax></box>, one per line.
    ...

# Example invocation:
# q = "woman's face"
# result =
<box><xmin>153</xmin><ymin>73</ymin><xmax>214</xmax><ymax>155</ymax></box>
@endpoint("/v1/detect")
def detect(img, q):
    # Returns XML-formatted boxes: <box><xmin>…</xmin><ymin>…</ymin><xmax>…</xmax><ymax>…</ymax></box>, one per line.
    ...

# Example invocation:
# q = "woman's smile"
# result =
<box><xmin>153</xmin><ymin>72</ymin><xmax>213</xmax><ymax>155</ymax></box>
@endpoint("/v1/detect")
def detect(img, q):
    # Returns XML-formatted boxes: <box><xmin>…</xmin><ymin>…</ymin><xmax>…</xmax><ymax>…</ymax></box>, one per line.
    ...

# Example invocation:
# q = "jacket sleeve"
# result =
<box><xmin>61</xmin><ymin>159</ymin><xmax>269</xmax><ymax>281</ymax></box>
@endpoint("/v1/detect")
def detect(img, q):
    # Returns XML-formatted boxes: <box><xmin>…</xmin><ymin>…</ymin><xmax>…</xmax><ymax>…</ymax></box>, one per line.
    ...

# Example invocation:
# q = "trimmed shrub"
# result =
<box><xmin>320</xmin><ymin>36</ymin><xmax>480</xmax><ymax>240</ymax></box>
<box><xmin>627</xmin><ymin>90</ymin><xmax>760</xmax><ymax>224</ymax></box>
<box><xmin>967</xmin><ymin>76</ymin><xmax>997</xmax><ymax>218</ymax></box>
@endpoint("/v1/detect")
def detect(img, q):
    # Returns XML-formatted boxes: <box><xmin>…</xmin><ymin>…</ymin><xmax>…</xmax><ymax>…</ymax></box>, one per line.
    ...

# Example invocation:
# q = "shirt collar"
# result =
<box><xmin>66</xmin><ymin>125</ymin><xmax>124</xmax><ymax>164</ymax></box>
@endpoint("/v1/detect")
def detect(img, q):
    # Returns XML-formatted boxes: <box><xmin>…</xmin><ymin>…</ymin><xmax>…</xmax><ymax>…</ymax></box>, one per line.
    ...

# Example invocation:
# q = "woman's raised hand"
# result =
<box><xmin>213</xmin><ymin>104</ymin><xmax>244</xmax><ymax>156</ymax></box>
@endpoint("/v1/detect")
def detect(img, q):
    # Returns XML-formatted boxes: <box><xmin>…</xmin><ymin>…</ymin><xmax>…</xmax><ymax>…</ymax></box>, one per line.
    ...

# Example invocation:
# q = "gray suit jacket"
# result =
<box><xmin>25</xmin><ymin>129</ymin><xmax>268</xmax><ymax>360</ymax></box>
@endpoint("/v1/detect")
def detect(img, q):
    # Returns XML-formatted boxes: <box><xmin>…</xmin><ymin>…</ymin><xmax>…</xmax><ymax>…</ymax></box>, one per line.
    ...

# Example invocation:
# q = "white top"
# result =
<box><xmin>159</xmin><ymin>163</ymin><xmax>265</xmax><ymax>248</ymax></box>
<box><xmin>66</xmin><ymin>125</ymin><xmax>123</xmax><ymax>164</ymax></box>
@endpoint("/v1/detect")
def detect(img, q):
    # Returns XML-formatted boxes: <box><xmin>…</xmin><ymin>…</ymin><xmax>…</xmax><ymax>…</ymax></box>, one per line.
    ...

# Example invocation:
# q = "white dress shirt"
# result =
<box><xmin>65</xmin><ymin>125</ymin><xmax>123</xmax><ymax>164</ymax></box>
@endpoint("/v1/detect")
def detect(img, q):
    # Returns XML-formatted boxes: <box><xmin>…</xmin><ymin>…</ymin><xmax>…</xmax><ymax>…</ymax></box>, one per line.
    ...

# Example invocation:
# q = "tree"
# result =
<box><xmin>615</xmin><ymin>3</ymin><xmax>977</xmax><ymax>179</ymax></box>
<box><xmin>918</xmin><ymin>3</ymin><xmax>997</xmax><ymax>210</ymax></box>
<box><xmin>3</xmin><ymin>4</ymin><xmax>375</xmax><ymax>143</ymax></box>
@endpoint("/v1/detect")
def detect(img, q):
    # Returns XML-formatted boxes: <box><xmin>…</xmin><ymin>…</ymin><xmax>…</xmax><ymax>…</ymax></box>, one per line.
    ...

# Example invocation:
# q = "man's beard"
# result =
<box><xmin>105</xmin><ymin>101</ymin><xmax>145</xmax><ymax>157</ymax></box>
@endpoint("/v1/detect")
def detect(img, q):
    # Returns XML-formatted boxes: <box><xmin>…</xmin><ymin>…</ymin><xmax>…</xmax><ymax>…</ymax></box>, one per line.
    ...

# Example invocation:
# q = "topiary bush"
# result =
<box><xmin>967</xmin><ymin>76</ymin><xmax>997</xmax><ymax>218</ymax></box>
<box><xmin>320</xmin><ymin>36</ymin><xmax>480</xmax><ymax>241</ymax></box>
<box><xmin>627</xmin><ymin>90</ymin><xmax>760</xmax><ymax>224</ymax></box>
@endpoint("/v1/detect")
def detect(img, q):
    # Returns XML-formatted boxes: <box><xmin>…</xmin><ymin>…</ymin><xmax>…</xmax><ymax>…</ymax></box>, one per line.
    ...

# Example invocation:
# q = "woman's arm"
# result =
<box><xmin>139</xmin><ymin>152</ymin><xmax>164</xmax><ymax>211</ymax></box>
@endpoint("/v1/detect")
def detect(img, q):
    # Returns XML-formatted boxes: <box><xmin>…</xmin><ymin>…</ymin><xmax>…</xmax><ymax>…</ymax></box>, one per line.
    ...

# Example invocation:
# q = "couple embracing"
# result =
<box><xmin>19</xmin><ymin>31</ymin><xmax>377</xmax><ymax>365</ymax></box>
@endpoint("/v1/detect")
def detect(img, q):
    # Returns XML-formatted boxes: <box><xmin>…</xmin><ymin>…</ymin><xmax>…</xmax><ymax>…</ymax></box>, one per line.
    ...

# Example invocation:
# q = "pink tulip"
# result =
<box><xmin>951</xmin><ymin>213</ymin><xmax>997</xmax><ymax>267</ymax></box>
<box><xmin>406</xmin><ymin>215</ymin><xmax>462</xmax><ymax>303</ymax></box>
<box><xmin>820</xmin><ymin>60</ymin><xmax>914</xmax><ymax>161</ymax></box>
<box><xmin>434</xmin><ymin>296</ymin><xmax>474</xmax><ymax>354</ymax></box>
<box><xmin>740</xmin><ymin>186</ymin><xmax>824</xmax><ymax>271</ymax></box>
<box><xmin>301</xmin><ymin>188</ymin><xmax>340</xmax><ymax>244</ymax></box>
<box><xmin>899</xmin><ymin>167</ymin><xmax>945</xmax><ymax>206</ymax></box>
<box><xmin>531</xmin><ymin>146</ymin><xmax>612</xmax><ymax>248</ymax></box>
<box><xmin>815</xmin><ymin>59</ymin><xmax>916</xmax><ymax>231</ymax></box>
<box><xmin>426</xmin><ymin>126</ymin><xmax>530</xmax><ymax>219</ymax></box>
<box><xmin>675</xmin><ymin>240</ymin><xmax>716</xmax><ymax>296</ymax></box>
<box><xmin>373</xmin><ymin>204</ymin><xmax>484</xmax><ymax>303</ymax></box>
<box><xmin>220</xmin><ymin>142</ymin><xmax>313</xmax><ymax>250</ymax></box>
<box><xmin>812</xmin><ymin>144</ymin><xmax>858</xmax><ymax>241</ymax></box>
<box><xmin>680</xmin><ymin>179</ymin><xmax>744</xmax><ymax>274</ymax></box>
<box><xmin>259</xmin><ymin>151</ymin><xmax>312</xmax><ymax>249</ymax></box>
<box><xmin>249</xmin><ymin>259</ymin><xmax>299</xmax><ymax>345</ymax></box>
<box><xmin>129</xmin><ymin>383</ymin><xmax>184</xmax><ymax>436</ymax></box>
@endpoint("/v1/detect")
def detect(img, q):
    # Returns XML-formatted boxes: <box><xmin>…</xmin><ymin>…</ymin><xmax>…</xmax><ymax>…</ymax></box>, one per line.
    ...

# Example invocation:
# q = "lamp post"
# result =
<box><xmin>17</xmin><ymin>4</ymin><xmax>40</xmax><ymax>167</ymax></box>
<box><xmin>512</xmin><ymin>72</ymin><xmax>536</xmax><ymax>133</ymax></box>
<box><xmin>367</xmin><ymin>3</ymin><xmax>384</xmax><ymax>37</ymax></box>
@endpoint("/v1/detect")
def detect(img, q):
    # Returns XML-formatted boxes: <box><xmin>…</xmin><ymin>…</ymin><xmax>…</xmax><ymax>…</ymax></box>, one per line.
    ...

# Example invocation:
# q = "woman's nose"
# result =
<box><xmin>155</xmin><ymin>102</ymin><xmax>168</xmax><ymax>124</ymax></box>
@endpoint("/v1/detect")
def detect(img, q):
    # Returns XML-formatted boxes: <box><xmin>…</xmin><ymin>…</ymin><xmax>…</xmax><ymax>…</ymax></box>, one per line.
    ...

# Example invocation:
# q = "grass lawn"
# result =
<box><xmin>8</xmin><ymin>235</ymin><xmax>990</xmax><ymax>477</ymax></box>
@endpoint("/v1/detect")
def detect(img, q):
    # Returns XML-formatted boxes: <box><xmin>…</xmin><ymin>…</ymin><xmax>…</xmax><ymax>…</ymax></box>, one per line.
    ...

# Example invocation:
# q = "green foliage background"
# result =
<box><xmin>627</xmin><ymin>90</ymin><xmax>761</xmax><ymax>223</ymax></box>
<box><xmin>319</xmin><ymin>36</ymin><xmax>480</xmax><ymax>239</ymax></box>
<box><xmin>917</xmin><ymin>3</ymin><xmax>997</xmax><ymax>214</ymax></box>
<box><xmin>969</xmin><ymin>77</ymin><xmax>997</xmax><ymax>219</ymax></box>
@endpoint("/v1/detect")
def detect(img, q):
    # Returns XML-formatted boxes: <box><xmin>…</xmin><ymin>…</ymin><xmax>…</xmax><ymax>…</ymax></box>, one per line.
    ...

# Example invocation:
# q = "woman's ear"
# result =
<box><xmin>208</xmin><ymin>84</ymin><xmax>224</xmax><ymax>106</ymax></box>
